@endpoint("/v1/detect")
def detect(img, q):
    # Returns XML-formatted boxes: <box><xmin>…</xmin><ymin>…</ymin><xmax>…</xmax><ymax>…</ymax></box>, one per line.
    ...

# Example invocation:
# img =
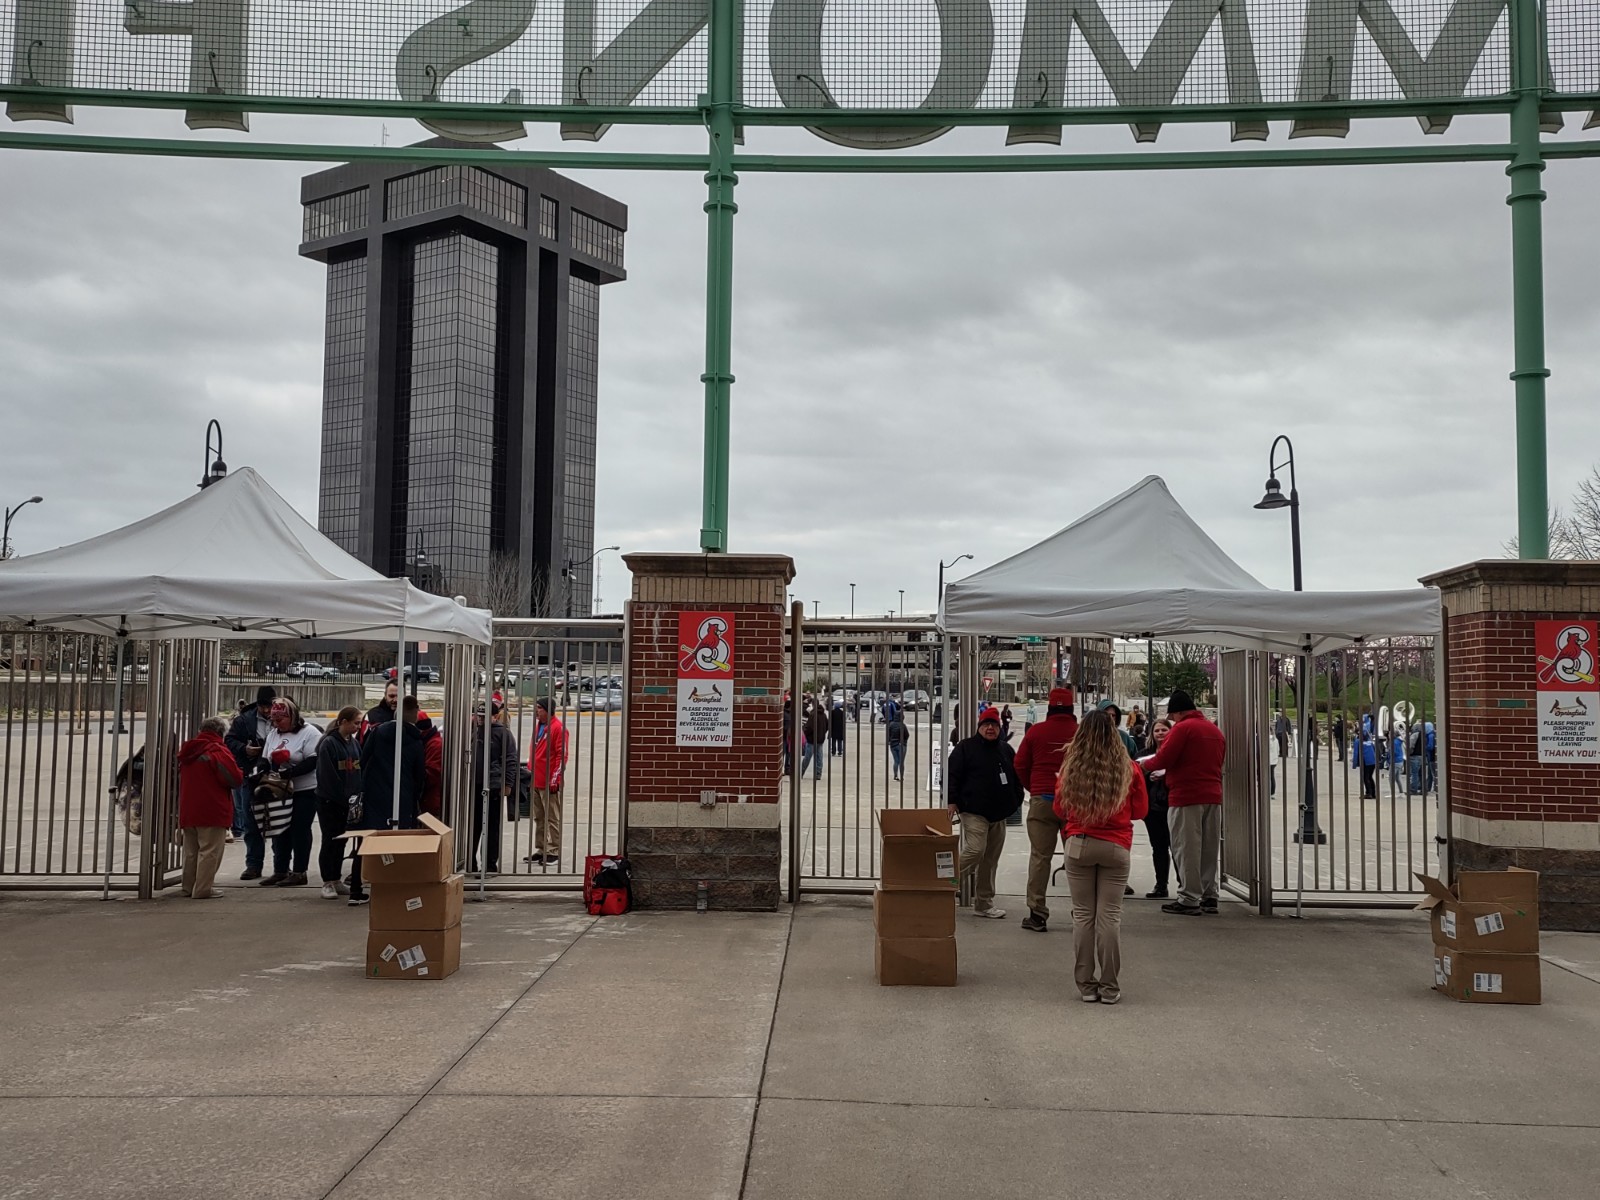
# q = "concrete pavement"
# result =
<box><xmin>2</xmin><ymin>887</ymin><xmax>1598</xmax><ymax>1199</ymax></box>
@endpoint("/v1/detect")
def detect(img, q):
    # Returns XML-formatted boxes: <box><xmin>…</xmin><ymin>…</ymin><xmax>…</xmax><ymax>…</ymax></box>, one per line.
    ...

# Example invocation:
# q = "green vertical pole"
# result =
<box><xmin>699</xmin><ymin>0</ymin><xmax>738</xmax><ymax>553</ymax></box>
<box><xmin>1508</xmin><ymin>0</ymin><xmax>1549</xmax><ymax>558</ymax></box>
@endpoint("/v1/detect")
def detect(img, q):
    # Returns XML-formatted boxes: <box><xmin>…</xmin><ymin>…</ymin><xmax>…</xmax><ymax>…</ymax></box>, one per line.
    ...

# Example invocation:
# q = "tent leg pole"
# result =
<box><xmin>393</xmin><ymin>629</ymin><xmax>406</xmax><ymax>830</ymax></box>
<box><xmin>478</xmin><ymin>653</ymin><xmax>492</xmax><ymax>901</ymax></box>
<box><xmin>101</xmin><ymin>632</ymin><xmax>127</xmax><ymax>901</ymax></box>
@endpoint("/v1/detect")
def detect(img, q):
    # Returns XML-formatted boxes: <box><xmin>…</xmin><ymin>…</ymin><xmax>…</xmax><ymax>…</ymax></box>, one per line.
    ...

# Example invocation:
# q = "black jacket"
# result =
<box><xmin>225</xmin><ymin>706</ymin><xmax>270</xmax><ymax>774</ymax></box>
<box><xmin>471</xmin><ymin>721</ymin><xmax>520</xmax><ymax>793</ymax></box>
<box><xmin>358</xmin><ymin>720</ymin><xmax>425</xmax><ymax>830</ymax></box>
<box><xmin>316</xmin><ymin>730</ymin><xmax>361</xmax><ymax>802</ymax></box>
<box><xmin>947</xmin><ymin>734</ymin><xmax>1023</xmax><ymax>822</ymax></box>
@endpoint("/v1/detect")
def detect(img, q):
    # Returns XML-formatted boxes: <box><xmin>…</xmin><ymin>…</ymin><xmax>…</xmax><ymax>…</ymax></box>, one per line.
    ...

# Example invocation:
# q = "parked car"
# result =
<box><xmin>577</xmin><ymin>687</ymin><xmax>624</xmax><ymax>712</ymax></box>
<box><xmin>897</xmin><ymin>689</ymin><xmax>930</xmax><ymax>711</ymax></box>
<box><xmin>384</xmin><ymin>665</ymin><xmax>440</xmax><ymax>684</ymax></box>
<box><xmin>287</xmin><ymin>661</ymin><xmax>341</xmax><ymax>679</ymax></box>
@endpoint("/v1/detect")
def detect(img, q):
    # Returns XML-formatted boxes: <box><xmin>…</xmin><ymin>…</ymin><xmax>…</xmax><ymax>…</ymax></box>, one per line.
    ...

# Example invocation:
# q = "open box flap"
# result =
<box><xmin>1413</xmin><ymin>873</ymin><xmax>1455</xmax><ymax>910</ymax></box>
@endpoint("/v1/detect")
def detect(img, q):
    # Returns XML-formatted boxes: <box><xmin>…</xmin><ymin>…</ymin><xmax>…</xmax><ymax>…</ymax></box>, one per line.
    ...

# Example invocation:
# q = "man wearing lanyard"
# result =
<box><xmin>1012</xmin><ymin>687</ymin><xmax>1079</xmax><ymax>932</ymax></box>
<box><xmin>946</xmin><ymin>708</ymin><xmax>1025</xmax><ymax>919</ymax></box>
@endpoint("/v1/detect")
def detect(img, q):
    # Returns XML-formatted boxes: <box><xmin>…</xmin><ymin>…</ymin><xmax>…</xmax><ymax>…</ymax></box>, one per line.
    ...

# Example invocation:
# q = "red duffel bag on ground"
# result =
<box><xmin>584</xmin><ymin>854</ymin><xmax>632</xmax><ymax>915</ymax></box>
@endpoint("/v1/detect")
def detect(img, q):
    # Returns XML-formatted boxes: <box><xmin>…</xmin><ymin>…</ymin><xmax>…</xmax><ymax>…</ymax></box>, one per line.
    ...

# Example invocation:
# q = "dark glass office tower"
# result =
<box><xmin>299</xmin><ymin>143</ymin><xmax>627</xmax><ymax>616</ymax></box>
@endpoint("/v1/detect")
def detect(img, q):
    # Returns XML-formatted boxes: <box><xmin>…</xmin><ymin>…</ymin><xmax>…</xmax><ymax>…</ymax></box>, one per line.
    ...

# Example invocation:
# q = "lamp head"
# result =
<box><xmin>206</xmin><ymin>458</ymin><xmax>227</xmax><ymax>486</ymax></box>
<box><xmin>28</xmin><ymin>495</ymin><xmax>42</xmax><ymax>505</ymax></box>
<box><xmin>1254</xmin><ymin>477</ymin><xmax>1290</xmax><ymax>510</ymax></box>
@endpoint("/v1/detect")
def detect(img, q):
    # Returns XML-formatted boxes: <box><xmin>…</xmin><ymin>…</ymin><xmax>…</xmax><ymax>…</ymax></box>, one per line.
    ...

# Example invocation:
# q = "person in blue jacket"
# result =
<box><xmin>1351</xmin><ymin>731</ymin><xmax>1378</xmax><ymax>799</ymax></box>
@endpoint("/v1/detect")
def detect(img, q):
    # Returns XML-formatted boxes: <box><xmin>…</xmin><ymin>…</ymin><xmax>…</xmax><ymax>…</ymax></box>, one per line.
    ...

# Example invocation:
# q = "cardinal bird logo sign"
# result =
<box><xmin>1536</xmin><ymin>621</ymin><xmax>1600</xmax><ymax>763</ymax></box>
<box><xmin>677</xmin><ymin>612</ymin><xmax>736</xmax><ymax>747</ymax></box>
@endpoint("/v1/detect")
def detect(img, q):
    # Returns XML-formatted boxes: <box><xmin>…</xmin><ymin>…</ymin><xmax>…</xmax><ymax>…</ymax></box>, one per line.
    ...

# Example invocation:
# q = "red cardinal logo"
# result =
<box><xmin>680</xmin><ymin>617</ymin><xmax>732</xmax><ymax>674</ymax></box>
<box><xmin>1539</xmin><ymin>626</ymin><xmax>1596</xmax><ymax>686</ymax></box>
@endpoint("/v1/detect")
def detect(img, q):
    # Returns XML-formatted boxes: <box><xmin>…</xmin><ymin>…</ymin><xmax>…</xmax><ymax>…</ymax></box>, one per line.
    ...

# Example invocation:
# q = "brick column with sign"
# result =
<box><xmin>1421</xmin><ymin>561</ymin><xmax>1600</xmax><ymax>930</ymax></box>
<box><xmin>622</xmin><ymin>553</ymin><xmax>794</xmax><ymax>910</ymax></box>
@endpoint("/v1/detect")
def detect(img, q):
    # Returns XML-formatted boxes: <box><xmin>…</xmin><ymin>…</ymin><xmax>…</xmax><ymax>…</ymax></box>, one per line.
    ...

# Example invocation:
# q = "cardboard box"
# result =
<box><xmin>341</xmin><ymin>813</ymin><xmax>456</xmax><ymax>884</ymax></box>
<box><xmin>1415</xmin><ymin>868</ymin><xmax>1540</xmax><ymax>955</ymax></box>
<box><xmin>1432</xmin><ymin>943</ymin><xmax>1541</xmax><ymax>1005</ymax></box>
<box><xmin>366</xmin><ymin>924</ymin><xmax>462</xmax><ymax>981</ymax></box>
<box><xmin>873</xmin><ymin>888</ymin><xmax>956</xmax><ymax>939</ymax></box>
<box><xmin>875</xmin><ymin>935</ymin><xmax>957</xmax><ymax>986</ymax></box>
<box><xmin>368</xmin><ymin>874</ymin><xmax>464</xmax><ymax>932</ymax></box>
<box><xmin>878</xmin><ymin>809</ymin><xmax>959</xmax><ymax>892</ymax></box>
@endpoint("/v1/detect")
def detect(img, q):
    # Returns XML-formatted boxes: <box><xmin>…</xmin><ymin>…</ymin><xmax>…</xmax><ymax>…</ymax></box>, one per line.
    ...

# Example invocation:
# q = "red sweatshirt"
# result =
<box><xmin>1053</xmin><ymin>768</ymin><xmax>1149</xmax><ymax>849</ymax></box>
<box><xmin>1013</xmin><ymin>712</ymin><xmax>1078</xmax><ymax>796</ymax></box>
<box><xmin>1144</xmin><ymin>708</ymin><xmax>1226</xmax><ymax>807</ymax></box>
<box><xmin>177</xmin><ymin>729</ymin><xmax>244</xmax><ymax>828</ymax></box>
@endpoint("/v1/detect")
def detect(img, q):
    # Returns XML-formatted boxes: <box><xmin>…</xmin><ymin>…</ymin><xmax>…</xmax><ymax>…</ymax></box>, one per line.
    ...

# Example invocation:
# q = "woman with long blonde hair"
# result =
<box><xmin>1054</xmin><ymin>710</ymin><xmax>1149</xmax><ymax>1004</ymax></box>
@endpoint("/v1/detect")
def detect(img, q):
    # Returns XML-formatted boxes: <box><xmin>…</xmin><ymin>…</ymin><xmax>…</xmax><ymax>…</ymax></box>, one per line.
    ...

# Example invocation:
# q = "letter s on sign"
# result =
<box><xmin>396</xmin><ymin>0</ymin><xmax>537</xmax><ymax>143</ymax></box>
<box><xmin>769</xmin><ymin>0</ymin><xmax>993</xmax><ymax>150</ymax></box>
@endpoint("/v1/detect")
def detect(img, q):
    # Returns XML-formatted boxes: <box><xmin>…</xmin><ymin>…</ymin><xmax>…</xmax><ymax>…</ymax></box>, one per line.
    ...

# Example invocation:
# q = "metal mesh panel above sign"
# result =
<box><xmin>0</xmin><ymin>0</ymin><xmax>1540</xmax><ymax>123</ymax></box>
<box><xmin>1547</xmin><ymin>0</ymin><xmax>1600</xmax><ymax>97</ymax></box>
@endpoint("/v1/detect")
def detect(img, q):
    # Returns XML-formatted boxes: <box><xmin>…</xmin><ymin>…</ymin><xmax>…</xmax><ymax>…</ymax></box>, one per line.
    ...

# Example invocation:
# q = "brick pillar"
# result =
<box><xmin>622</xmin><ymin>553</ymin><xmax>794</xmax><ymax>910</ymax></box>
<box><xmin>1422</xmin><ymin>560</ymin><xmax>1600</xmax><ymax>930</ymax></box>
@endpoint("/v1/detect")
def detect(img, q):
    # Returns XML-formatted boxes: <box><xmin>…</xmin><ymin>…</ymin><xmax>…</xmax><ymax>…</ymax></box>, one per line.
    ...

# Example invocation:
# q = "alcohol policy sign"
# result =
<box><xmin>677</xmin><ymin>612</ymin><xmax>735</xmax><ymax>748</ymax></box>
<box><xmin>1535</xmin><ymin>621</ymin><xmax>1599</xmax><ymax>764</ymax></box>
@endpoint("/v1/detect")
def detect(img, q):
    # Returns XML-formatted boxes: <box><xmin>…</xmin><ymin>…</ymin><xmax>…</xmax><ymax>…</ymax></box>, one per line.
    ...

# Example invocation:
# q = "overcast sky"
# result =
<box><xmin>2</xmin><ymin>94</ymin><xmax>1597</xmax><ymax>616</ymax></box>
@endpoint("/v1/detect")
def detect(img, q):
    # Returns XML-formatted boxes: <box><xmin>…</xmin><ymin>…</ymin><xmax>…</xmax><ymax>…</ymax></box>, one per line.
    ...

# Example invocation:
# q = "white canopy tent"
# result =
<box><xmin>0</xmin><ymin>466</ymin><xmax>492</xmax><ymax>897</ymax></box>
<box><xmin>938</xmin><ymin>476</ymin><xmax>1440</xmax><ymax>653</ymax></box>
<box><xmin>0</xmin><ymin>466</ymin><xmax>491</xmax><ymax>644</ymax></box>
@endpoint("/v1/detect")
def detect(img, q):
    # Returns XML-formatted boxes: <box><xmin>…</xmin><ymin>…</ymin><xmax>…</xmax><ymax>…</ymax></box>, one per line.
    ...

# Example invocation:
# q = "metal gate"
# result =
<box><xmin>444</xmin><ymin>617</ymin><xmax>627</xmax><ymax>889</ymax></box>
<box><xmin>0</xmin><ymin>631</ymin><xmax>215</xmax><ymax>896</ymax></box>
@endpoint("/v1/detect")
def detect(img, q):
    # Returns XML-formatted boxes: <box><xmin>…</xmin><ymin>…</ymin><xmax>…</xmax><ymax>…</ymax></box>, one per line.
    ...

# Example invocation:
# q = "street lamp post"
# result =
<box><xmin>1254</xmin><ymin>434</ymin><xmax>1325</xmax><ymax>849</ymax></box>
<box><xmin>937</xmin><ymin>554</ymin><xmax>973</xmax><ymax>613</ymax></box>
<box><xmin>564</xmin><ymin>545</ymin><xmax>621</xmax><ymax>620</ymax></box>
<box><xmin>898</xmin><ymin>589</ymin><xmax>905</xmax><ymax>618</ymax></box>
<box><xmin>198</xmin><ymin>419</ymin><xmax>228</xmax><ymax>490</ymax></box>
<box><xmin>2</xmin><ymin>495</ymin><xmax>44</xmax><ymax>560</ymax></box>
<box><xmin>849</xmin><ymin>583</ymin><xmax>855</xmax><ymax>619</ymax></box>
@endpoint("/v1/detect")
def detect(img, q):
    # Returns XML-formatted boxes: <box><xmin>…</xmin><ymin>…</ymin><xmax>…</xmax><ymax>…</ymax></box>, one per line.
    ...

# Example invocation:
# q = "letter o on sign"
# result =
<box><xmin>769</xmin><ymin>0</ymin><xmax>995</xmax><ymax>150</ymax></box>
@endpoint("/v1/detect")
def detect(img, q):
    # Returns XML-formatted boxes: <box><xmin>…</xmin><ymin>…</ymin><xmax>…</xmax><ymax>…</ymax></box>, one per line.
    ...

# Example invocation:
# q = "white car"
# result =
<box><xmin>577</xmin><ymin>687</ymin><xmax>624</xmax><ymax>712</ymax></box>
<box><xmin>287</xmin><ymin>661</ymin><xmax>341</xmax><ymax>679</ymax></box>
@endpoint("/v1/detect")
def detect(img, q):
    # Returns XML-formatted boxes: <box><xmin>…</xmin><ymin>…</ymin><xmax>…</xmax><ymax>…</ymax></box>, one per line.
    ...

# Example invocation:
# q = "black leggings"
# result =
<box><xmin>1143</xmin><ymin>802</ymin><xmax>1173</xmax><ymax>891</ymax></box>
<box><xmin>316</xmin><ymin>794</ymin><xmax>350</xmax><ymax>884</ymax></box>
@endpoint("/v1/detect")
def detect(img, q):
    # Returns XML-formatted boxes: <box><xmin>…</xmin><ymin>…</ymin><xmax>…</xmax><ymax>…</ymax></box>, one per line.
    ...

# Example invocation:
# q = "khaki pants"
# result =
<box><xmin>181</xmin><ymin>826</ymin><xmax>227</xmax><ymax>898</ymax></box>
<box><xmin>1024</xmin><ymin>795</ymin><xmax>1061</xmax><ymax>920</ymax></box>
<box><xmin>1170</xmin><ymin>804</ymin><xmax>1220</xmax><ymax>908</ymax></box>
<box><xmin>532</xmin><ymin>786</ymin><xmax>563</xmax><ymax>856</ymax></box>
<box><xmin>959</xmin><ymin>813</ymin><xmax>1006</xmax><ymax>912</ymax></box>
<box><xmin>1064</xmin><ymin>835</ymin><xmax>1130</xmax><ymax>998</ymax></box>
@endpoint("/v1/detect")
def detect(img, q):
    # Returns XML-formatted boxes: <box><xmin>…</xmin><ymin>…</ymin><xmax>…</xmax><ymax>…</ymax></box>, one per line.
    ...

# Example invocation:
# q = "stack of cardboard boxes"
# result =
<box><xmin>1417</xmin><ymin>867</ymin><xmax>1541</xmax><ymax>1005</ymax></box>
<box><xmin>345</xmin><ymin>813</ymin><xmax>464</xmax><ymax>981</ymax></box>
<box><xmin>874</xmin><ymin>809</ymin><xmax>960</xmax><ymax>986</ymax></box>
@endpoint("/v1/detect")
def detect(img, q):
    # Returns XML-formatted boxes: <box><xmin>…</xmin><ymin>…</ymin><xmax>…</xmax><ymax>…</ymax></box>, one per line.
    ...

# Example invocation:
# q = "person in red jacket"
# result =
<box><xmin>1053</xmin><ymin>710</ymin><xmax>1148</xmax><ymax>1004</ymax></box>
<box><xmin>524</xmin><ymin>697</ymin><xmax>568</xmax><ymax>868</ymax></box>
<box><xmin>177</xmin><ymin>716</ymin><xmax>244</xmax><ymax>899</ymax></box>
<box><xmin>1012</xmin><ymin>686</ymin><xmax>1079</xmax><ymax>933</ymax></box>
<box><xmin>416</xmin><ymin>712</ymin><xmax>444</xmax><ymax>819</ymax></box>
<box><xmin>1143</xmin><ymin>689</ymin><xmax>1227</xmax><ymax>916</ymax></box>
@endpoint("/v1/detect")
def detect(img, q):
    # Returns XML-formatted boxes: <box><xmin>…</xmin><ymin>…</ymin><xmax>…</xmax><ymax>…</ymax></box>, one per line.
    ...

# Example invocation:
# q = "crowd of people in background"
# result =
<box><xmin>176</xmin><ymin>682</ymin><xmax>568</xmax><ymax>906</ymax></box>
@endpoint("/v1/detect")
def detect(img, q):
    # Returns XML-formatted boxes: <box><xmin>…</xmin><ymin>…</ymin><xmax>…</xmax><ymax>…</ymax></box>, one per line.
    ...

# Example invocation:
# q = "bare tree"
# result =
<box><xmin>1506</xmin><ymin>465</ymin><xmax>1600</xmax><ymax>558</ymax></box>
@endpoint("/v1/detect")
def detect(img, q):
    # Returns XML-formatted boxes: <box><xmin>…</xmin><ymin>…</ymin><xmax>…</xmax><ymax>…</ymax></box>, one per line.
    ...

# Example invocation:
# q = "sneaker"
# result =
<box><xmin>975</xmin><ymin>907</ymin><xmax>1008</xmax><ymax>920</ymax></box>
<box><xmin>1145</xmin><ymin>888</ymin><xmax>1170</xmax><ymax>900</ymax></box>
<box><xmin>258</xmin><ymin>873</ymin><xmax>286</xmax><ymax>887</ymax></box>
<box><xmin>522</xmin><ymin>854</ymin><xmax>544</xmax><ymax>865</ymax></box>
<box><xmin>347</xmin><ymin>890</ymin><xmax>369</xmax><ymax>906</ymax></box>
<box><xmin>224</xmin><ymin>830</ymin><xmax>236</xmax><ymax>843</ymax></box>
<box><xmin>240</xmin><ymin>868</ymin><xmax>262</xmax><ymax>881</ymax></box>
<box><xmin>543</xmin><ymin>854</ymin><xmax>562</xmax><ymax>866</ymax></box>
<box><xmin>1080</xmin><ymin>990</ymin><xmax>1101</xmax><ymax>1003</ymax></box>
<box><xmin>1161</xmin><ymin>901</ymin><xmax>1203</xmax><ymax>916</ymax></box>
<box><xmin>1124</xmin><ymin>885</ymin><xmax>1135</xmax><ymax>896</ymax></box>
<box><xmin>320</xmin><ymin>882</ymin><xmax>339</xmax><ymax>900</ymax></box>
<box><xmin>1098</xmin><ymin>992</ymin><xmax>1122</xmax><ymax>1006</ymax></box>
<box><xmin>1020</xmin><ymin>912</ymin><xmax>1048</xmax><ymax>933</ymax></box>
<box><xmin>1200</xmin><ymin>900</ymin><xmax>1219</xmax><ymax>914</ymax></box>
<box><xmin>334</xmin><ymin>881</ymin><xmax>350</xmax><ymax>897</ymax></box>
<box><xmin>280</xmin><ymin>872</ymin><xmax>308</xmax><ymax>887</ymax></box>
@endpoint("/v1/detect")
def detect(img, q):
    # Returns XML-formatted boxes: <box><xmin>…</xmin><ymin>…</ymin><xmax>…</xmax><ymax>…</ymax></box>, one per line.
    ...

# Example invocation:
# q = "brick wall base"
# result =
<box><xmin>1452</xmin><ymin>839</ymin><xmax>1600</xmax><ymax>931</ymax></box>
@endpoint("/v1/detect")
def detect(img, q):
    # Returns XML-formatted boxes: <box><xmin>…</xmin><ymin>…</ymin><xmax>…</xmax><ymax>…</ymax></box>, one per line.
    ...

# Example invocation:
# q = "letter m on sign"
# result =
<box><xmin>1010</xmin><ymin>0</ymin><xmax>1267</xmax><ymax>146</ymax></box>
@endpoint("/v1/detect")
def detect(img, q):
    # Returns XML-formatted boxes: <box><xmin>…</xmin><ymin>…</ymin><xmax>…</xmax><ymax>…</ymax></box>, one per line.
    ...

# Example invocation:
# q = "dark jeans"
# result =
<box><xmin>468</xmin><ymin>792</ymin><xmax>505</xmax><ymax>872</ymax></box>
<box><xmin>1360</xmin><ymin>763</ymin><xmax>1377</xmax><ymax>798</ymax></box>
<box><xmin>830</xmin><ymin>734</ymin><xmax>845</xmax><ymax>756</ymax></box>
<box><xmin>316</xmin><ymin>794</ymin><xmax>350</xmax><ymax>884</ymax></box>
<box><xmin>236</xmin><ymin>783</ymin><xmax>264</xmax><ymax>872</ymax></box>
<box><xmin>1143</xmin><ymin>801</ymin><xmax>1173</xmax><ymax>891</ymax></box>
<box><xmin>889</xmin><ymin>742</ymin><xmax>906</xmax><ymax>778</ymax></box>
<box><xmin>271</xmin><ymin>790</ymin><xmax>318</xmax><ymax>875</ymax></box>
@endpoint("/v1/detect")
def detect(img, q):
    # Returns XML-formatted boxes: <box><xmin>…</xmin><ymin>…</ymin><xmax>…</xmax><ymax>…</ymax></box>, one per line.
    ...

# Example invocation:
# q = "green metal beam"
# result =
<box><xmin>1508</xmin><ymin>0</ymin><xmax>1550</xmax><ymax>559</ymax></box>
<box><xmin>733</xmin><ymin>144</ymin><xmax>1522</xmax><ymax>172</ymax></box>
<box><xmin>0</xmin><ymin>131</ymin><xmax>709</xmax><ymax>170</ymax></box>
<box><xmin>699</xmin><ymin>0</ymin><xmax>739</xmax><ymax>553</ymax></box>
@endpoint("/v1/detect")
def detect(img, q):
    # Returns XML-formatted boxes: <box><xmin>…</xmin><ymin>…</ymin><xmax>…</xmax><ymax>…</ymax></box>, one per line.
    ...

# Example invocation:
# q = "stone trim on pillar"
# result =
<box><xmin>623</xmin><ymin>552</ymin><xmax>795</xmax><ymax>910</ymax></box>
<box><xmin>1421</xmin><ymin>559</ymin><xmax>1600</xmax><ymax>930</ymax></box>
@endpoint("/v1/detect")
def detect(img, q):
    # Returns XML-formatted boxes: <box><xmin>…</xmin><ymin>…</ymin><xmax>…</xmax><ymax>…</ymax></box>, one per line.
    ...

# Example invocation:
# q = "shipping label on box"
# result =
<box><xmin>368</xmin><ymin>874</ymin><xmax>464</xmax><ymax>932</ymax></box>
<box><xmin>365</xmin><ymin>924</ymin><xmax>462</xmax><ymax>981</ymax></box>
